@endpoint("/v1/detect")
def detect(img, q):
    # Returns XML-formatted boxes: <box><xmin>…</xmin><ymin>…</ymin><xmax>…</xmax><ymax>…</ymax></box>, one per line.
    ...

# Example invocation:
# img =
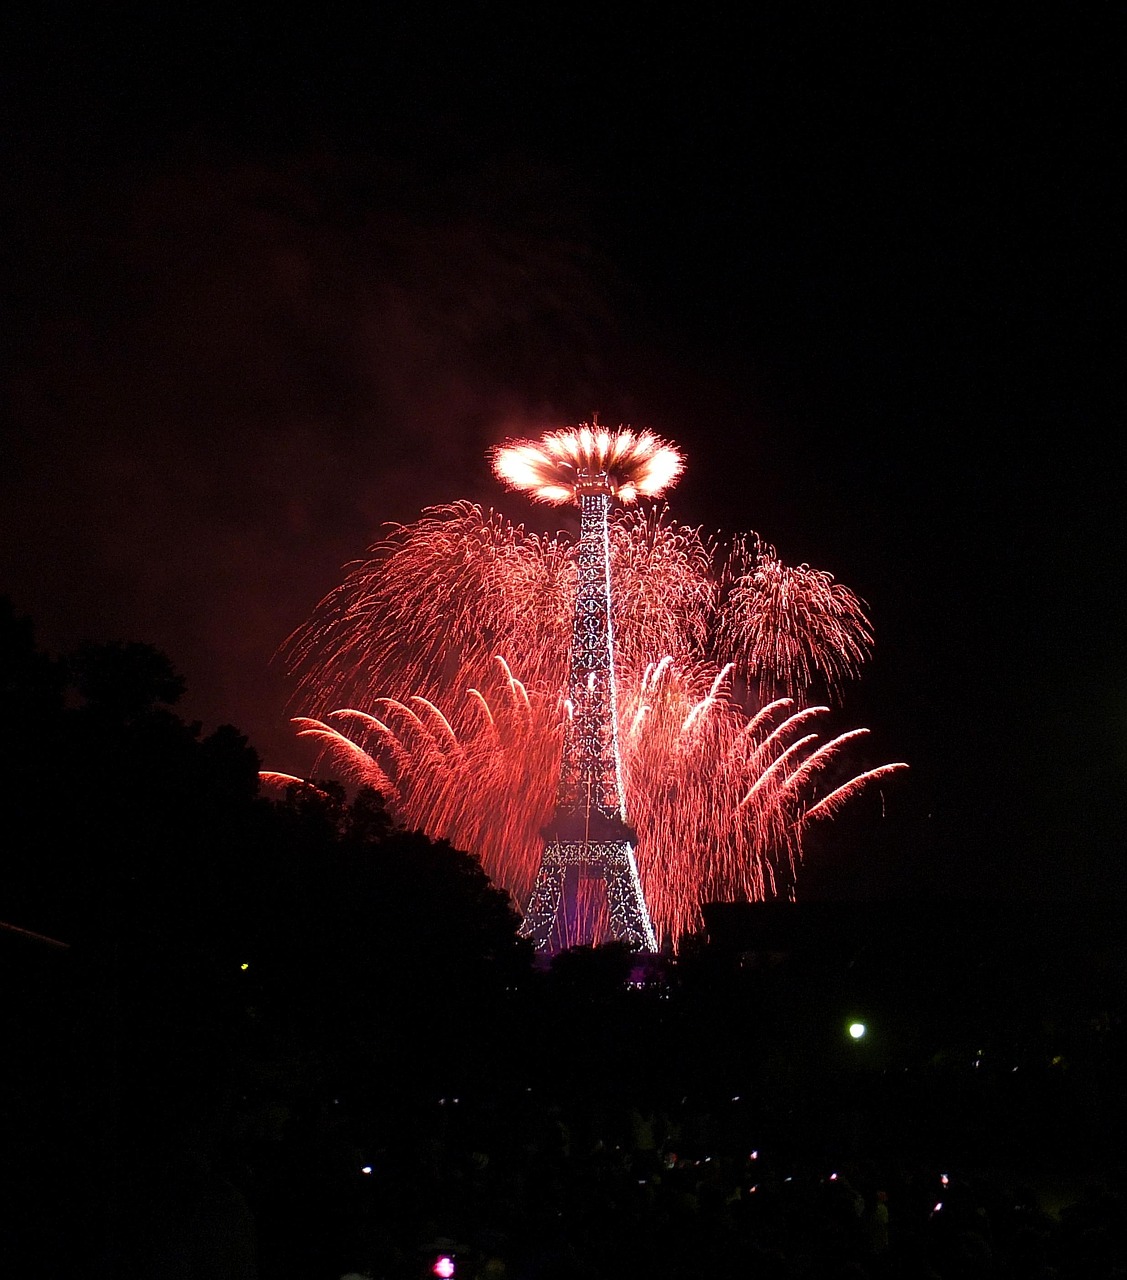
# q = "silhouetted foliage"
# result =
<box><xmin>0</xmin><ymin>597</ymin><xmax>65</xmax><ymax>719</ymax></box>
<box><xmin>68</xmin><ymin>638</ymin><xmax>187</xmax><ymax>719</ymax></box>
<box><xmin>4</xmin><ymin>602</ymin><xmax>1126</xmax><ymax>1278</ymax></box>
<box><xmin>0</xmin><ymin>608</ymin><xmax>542</xmax><ymax>1273</ymax></box>
<box><xmin>547</xmin><ymin>939</ymin><xmax>637</xmax><ymax>993</ymax></box>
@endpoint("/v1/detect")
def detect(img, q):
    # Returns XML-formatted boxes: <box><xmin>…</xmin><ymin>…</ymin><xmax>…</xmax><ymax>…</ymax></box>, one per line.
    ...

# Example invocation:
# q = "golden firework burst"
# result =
<box><xmin>490</xmin><ymin>423</ymin><xmax>684</xmax><ymax>504</ymax></box>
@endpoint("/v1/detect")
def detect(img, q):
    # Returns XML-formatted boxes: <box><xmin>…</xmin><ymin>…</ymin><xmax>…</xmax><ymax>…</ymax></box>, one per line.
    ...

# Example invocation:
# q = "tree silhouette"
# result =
<box><xmin>68</xmin><ymin>638</ymin><xmax>187</xmax><ymax>720</ymax></box>
<box><xmin>1</xmin><ymin>602</ymin><xmax>544</xmax><ymax>1274</ymax></box>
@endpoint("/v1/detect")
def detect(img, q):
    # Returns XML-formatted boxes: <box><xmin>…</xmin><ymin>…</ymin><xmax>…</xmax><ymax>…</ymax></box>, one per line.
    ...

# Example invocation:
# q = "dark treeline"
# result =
<box><xmin>3</xmin><ymin>597</ymin><xmax>1126</xmax><ymax>1279</ymax></box>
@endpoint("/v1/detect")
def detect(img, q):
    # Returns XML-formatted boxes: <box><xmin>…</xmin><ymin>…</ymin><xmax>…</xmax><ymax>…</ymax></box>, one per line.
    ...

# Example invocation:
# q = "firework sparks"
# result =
<box><xmin>491</xmin><ymin>423</ymin><xmax>684</xmax><ymax>504</ymax></box>
<box><xmin>277</xmin><ymin>425</ymin><xmax>905</xmax><ymax>947</ymax></box>
<box><xmin>292</xmin><ymin>658</ymin><xmax>561</xmax><ymax>906</ymax></box>
<box><xmin>287</xmin><ymin>658</ymin><xmax>905</xmax><ymax>943</ymax></box>
<box><xmin>717</xmin><ymin>538</ymin><xmax>874</xmax><ymax>703</ymax></box>
<box><xmin>286</xmin><ymin>504</ymin><xmax>870</xmax><ymax>718</ymax></box>
<box><xmin>284</xmin><ymin>502</ymin><xmax>573</xmax><ymax>713</ymax></box>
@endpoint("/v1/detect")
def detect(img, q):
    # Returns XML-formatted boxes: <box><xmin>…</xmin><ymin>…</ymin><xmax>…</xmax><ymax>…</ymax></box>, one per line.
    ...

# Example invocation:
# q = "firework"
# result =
<box><xmin>286</xmin><ymin>504</ymin><xmax>869</xmax><ymax>717</ymax></box>
<box><xmin>491</xmin><ymin>424</ymin><xmax>683</xmax><ymax>504</ymax></box>
<box><xmin>284</xmin><ymin>502</ymin><xmax>573</xmax><ymax>713</ymax></box>
<box><xmin>717</xmin><ymin>536</ymin><xmax>874</xmax><ymax>703</ymax></box>
<box><xmin>287</xmin><ymin>656</ymin><xmax>905</xmax><ymax>944</ymax></box>
<box><xmin>293</xmin><ymin>657</ymin><xmax>560</xmax><ymax>906</ymax></box>
<box><xmin>278</xmin><ymin>425</ymin><xmax>904</xmax><ymax>947</ymax></box>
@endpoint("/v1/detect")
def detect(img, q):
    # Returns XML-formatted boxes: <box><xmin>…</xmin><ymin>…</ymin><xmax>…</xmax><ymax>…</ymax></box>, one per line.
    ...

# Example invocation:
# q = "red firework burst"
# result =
<box><xmin>717</xmin><ymin>536</ymin><xmax>874</xmax><ymax>703</ymax></box>
<box><xmin>276</xmin><ymin>431</ymin><xmax>904</xmax><ymax>947</ymax></box>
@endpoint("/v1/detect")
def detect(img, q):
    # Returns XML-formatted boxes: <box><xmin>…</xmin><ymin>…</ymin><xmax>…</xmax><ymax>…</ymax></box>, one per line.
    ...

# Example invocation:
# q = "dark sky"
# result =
<box><xmin>3</xmin><ymin>8</ymin><xmax>1123</xmax><ymax>901</ymax></box>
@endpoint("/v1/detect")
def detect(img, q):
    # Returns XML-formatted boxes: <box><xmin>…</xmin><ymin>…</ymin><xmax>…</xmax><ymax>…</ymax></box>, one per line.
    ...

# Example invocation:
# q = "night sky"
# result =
<box><xmin>4</xmin><ymin>8</ymin><xmax>1123</xmax><ymax>902</ymax></box>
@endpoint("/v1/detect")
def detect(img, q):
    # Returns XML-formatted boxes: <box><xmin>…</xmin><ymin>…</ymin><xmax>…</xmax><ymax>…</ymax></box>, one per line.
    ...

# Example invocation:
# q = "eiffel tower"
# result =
<box><xmin>491</xmin><ymin>423</ymin><xmax>681</xmax><ymax>952</ymax></box>
<box><xmin>520</xmin><ymin>483</ymin><xmax>657</xmax><ymax>952</ymax></box>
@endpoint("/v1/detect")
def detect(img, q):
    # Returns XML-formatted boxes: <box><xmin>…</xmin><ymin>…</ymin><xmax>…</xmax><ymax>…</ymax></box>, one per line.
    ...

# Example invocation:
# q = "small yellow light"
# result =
<box><xmin>240</xmin><ymin>962</ymin><xmax>250</xmax><ymax>971</ymax></box>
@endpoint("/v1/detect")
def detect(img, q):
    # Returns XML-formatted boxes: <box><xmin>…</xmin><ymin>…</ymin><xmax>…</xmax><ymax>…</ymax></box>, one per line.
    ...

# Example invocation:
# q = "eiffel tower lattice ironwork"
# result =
<box><xmin>521</xmin><ymin>485</ymin><xmax>658</xmax><ymax>952</ymax></box>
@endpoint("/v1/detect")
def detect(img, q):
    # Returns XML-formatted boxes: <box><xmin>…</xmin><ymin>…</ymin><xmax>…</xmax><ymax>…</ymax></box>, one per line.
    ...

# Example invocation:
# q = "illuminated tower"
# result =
<box><xmin>524</xmin><ymin>485</ymin><xmax>656</xmax><ymax>950</ymax></box>
<box><xmin>491</xmin><ymin>424</ymin><xmax>682</xmax><ymax>951</ymax></box>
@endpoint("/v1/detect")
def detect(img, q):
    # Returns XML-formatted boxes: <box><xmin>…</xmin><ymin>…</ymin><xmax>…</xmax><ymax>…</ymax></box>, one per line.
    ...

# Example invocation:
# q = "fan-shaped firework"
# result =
<box><xmin>288</xmin><ymin>656</ymin><xmax>905</xmax><ymax>944</ymax></box>
<box><xmin>491</xmin><ymin>424</ymin><xmax>684</xmax><ymax>504</ymax></box>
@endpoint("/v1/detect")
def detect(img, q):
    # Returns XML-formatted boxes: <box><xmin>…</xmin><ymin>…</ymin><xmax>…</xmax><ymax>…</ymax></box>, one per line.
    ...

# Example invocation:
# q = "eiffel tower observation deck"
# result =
<box><xmin>491</xmin><ymin>424</ymin><xmax>683</xmax><ymax>952</ymax></box>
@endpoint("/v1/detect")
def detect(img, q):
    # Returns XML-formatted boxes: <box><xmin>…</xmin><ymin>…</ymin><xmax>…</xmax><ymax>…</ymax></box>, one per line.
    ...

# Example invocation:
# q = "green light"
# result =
<box><xmin>848</xmin><ymin>1021</ymin><xmax>866</xmax><ymax>1040</ymax></box>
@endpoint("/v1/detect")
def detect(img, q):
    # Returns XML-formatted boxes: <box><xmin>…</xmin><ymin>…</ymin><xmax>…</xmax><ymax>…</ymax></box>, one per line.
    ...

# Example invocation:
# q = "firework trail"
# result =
<box><xmin>279</xmin><ymin>424</ymin><xmax>904</xmax><ymax>946</ymax></box>
<box><xmin>293</xmin><ymin>656</ymin><xmax>560</xmax><ymax>906</ymax></box>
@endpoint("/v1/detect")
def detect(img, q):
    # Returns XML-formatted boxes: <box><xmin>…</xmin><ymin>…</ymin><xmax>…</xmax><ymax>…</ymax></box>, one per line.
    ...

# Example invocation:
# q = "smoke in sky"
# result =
<box><xmin>3</xmin><ymin>149</ymin><xmax>629</xmax><ymax>767</ymax></box>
